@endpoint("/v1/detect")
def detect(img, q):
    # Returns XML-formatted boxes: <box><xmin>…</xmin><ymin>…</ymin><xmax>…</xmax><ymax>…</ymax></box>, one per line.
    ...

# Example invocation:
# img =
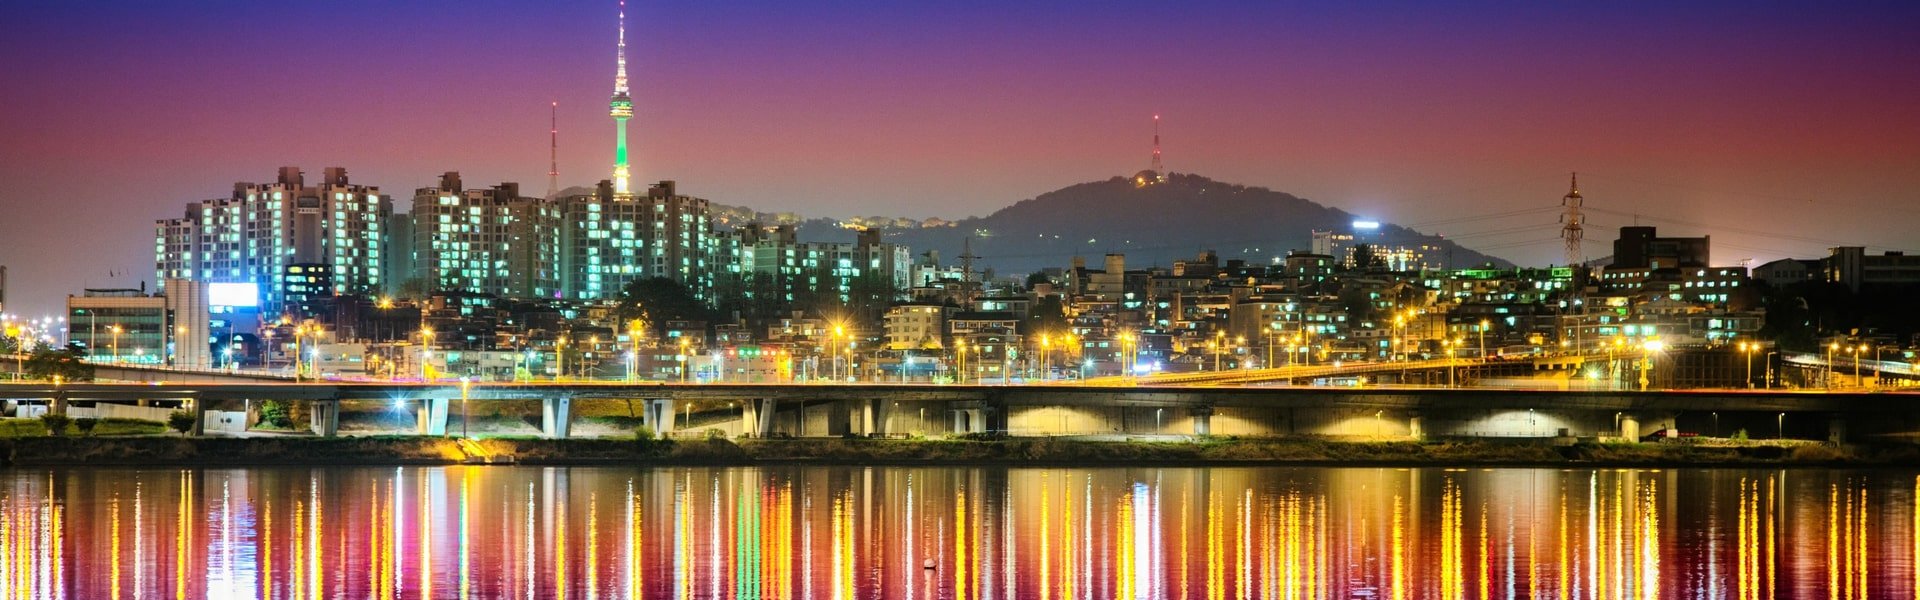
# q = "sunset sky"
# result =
<box><xmin>2</xmin><ymin>1</ymin><xmax>1918</xmax><ymax>315</ymax></box>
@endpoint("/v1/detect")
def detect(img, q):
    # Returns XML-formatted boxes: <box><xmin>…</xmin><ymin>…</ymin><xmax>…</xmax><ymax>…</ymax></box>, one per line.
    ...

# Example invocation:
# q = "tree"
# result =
<box><xmin>40</xmin><ymin>414</ymin><xmax>71</xmax><ymax>437</ymax></box>
<box><xmin>1348</xmin><ymin>244</ymin><xmax>1382</xmax><ymax>272</ymax></box>
<box><xmin>617</xmin><ymin>277</ymin><xmax>709</xmax><ymax>334</ymax></box>
<box><xmin>74</xmin><ymin>418</ymin><xmax>98</xmax><ymax>436</ymax></box>
<box><xmin>167</xmin><ymin>411</ymin><xmax>196</xmax><ymax>436</ymax></box>
<box><xmin>257</xmin><ymin>400</ymin><xmax>292</xmax><ymax>429</ymax></box>
<box><xmin>843</xmin><ymin>272</ymin><xmax>899</xmax><ymax>326</ymax></box>
<box><xmin>25</xmin><ymin>345</ymin><xmax>94</xmax><ymax>382</ymax></box>
<box><xmin>1027</xmin><ymin>295</ymin><xmax>1069</xmax><ymax>334</ymax></box>
<box><xmin>1026</xmin><ymin>271</ymin><xmax>1052</xmax><ymax>287</ymax></box>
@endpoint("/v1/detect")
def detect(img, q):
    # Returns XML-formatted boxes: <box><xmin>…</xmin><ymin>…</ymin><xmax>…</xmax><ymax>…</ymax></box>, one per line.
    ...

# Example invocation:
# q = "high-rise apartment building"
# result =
<box><xmin>557</xmin><ymin>179</ymin><xmax>719</xmax><ymax>301</ymax></box>
<box><xmin>717</xmin><ymin>225</ymin><xmax>910</xmax><ymax>306</ymax></box>
<box><xmin>410</xmin><ymin>172</ymin><xmax>558</xmax><ymax>299</ymax></box>
<box><xmin>155</xmin><ymin>167</ymin><xmax>390</xmax><ymax>314</ymax></box>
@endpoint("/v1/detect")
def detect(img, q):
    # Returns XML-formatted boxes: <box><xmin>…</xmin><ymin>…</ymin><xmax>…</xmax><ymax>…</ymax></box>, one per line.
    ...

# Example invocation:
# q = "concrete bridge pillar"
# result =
<box><xmin>827</xmin><ymin>401</ymin><xmax>852</xmax><ymax>437</ymax></box>
<box><xmin>189</xmin><ymin>400</ymin><xmax>208</xmax><ymax>437</ymax></box>
<box><xmin>309</xmin><ymin>400</ymin><xmax>340</xmax><ymax>437</ymax></box>
<box><xmin>855</xmin><ymin>399</ymin><xmax>888</xmax><ymax>436</ymax></box>
<box><xmin>872</xmin><ymin>400</ymin><xmax>890</xmax><ymax>436</ymax></box>
<box><xmin>417</xmin><ymin>397</ymin><xmax>450</xmax><ymax>436</ymax></box>
<box><xmin>741</xmin><ymin>399</ymin><xmax>776</xmax><ymax>438</ymax></box>
<box><xmin>1828</xmin><ymin>414</ymin><xmax>1847</xmax><ymax>444</ymax></box>
<box><xmin>541</xmin><ymin>395</ymin><xmax>573</xmax><ymax>439</ymax></box>
<box><xmin>646</xmin><ymin>399</ymin><xmax>677</xmax><ymax>439</ymax></box>
<box><xmin>1192</xmin><ymin>407</ymin><xmax>1214</xmax><ymax>436</ymax></box>
<box><xmin>952</xmin><ymin>409</ymin><xmax>985</xmax><ymax>435</ymax></box>
<box><xmin>1618</xmin><ymin>413</ymin><xmax>1641</xmax><ymax>441</ymax></box>
<box><xmin>1409</xmin><ymin>414</ymin><xmax>1426</xmax><ymax>440</ymax></box>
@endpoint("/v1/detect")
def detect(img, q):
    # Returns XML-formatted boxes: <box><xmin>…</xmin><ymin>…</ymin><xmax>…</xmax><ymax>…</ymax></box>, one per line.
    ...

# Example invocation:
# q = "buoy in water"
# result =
<box><xmin>923</xmin><ymin>559</ymin><xmax>936</xmax><ymax>570</ymax></box>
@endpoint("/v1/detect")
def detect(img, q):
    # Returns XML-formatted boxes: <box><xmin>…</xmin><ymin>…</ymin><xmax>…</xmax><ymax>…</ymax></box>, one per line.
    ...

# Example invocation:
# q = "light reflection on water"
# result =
<box><xmin>0</xmin><ymin>466</ymin><xmax>1916</xmax><ymax>598</ymax></box>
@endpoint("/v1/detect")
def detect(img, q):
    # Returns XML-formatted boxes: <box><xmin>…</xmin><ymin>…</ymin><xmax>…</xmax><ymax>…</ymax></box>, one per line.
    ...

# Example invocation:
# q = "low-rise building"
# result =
<box><xmin>65</xmin><ymin>280</ymin><xmax>210</xmax><ymax>368</ymax></box>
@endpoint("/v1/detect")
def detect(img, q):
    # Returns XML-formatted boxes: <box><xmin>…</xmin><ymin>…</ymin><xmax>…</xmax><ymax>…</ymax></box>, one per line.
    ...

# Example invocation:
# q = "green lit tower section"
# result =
<box><xmin>609</xmin><ymin>0</ymin><xmax>633</xmax><ymax>195</ymax></box>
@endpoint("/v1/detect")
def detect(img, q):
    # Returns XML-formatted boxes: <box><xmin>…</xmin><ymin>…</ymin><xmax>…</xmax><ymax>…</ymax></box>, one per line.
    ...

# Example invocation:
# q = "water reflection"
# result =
<box><xmin>1</xmin><ymin>467</ymin><xmax>1918</xmax><ymax>598</ymax></box>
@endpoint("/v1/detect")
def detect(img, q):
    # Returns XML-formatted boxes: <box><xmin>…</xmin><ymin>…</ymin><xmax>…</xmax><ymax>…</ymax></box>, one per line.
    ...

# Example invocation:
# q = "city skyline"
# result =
<box><xmin>4</xmin><ymin>1</ymin><xmax>1920</xmax><ymax>316</ymax></box>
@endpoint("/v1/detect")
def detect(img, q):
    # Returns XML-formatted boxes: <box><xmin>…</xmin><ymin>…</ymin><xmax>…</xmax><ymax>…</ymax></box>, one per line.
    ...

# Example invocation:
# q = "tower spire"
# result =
<box><xmin>1560</xmin><ymin>172</ymin><xmax>1585</xmax><ymax>268</ymax></box>
<box><xmin>1151</xmin><ymin>114</ymin><xmax>1164</xmax><ymax>175</ymax></box>
<box><xmin>548</xmin><ymin>101</ymin><xmax>559</xmax><ymax>198</ymax></box>
<box><xmin>614</xmin><ymin>1</ymin><xmax>628</xmax><ymax>96</ymax></box>
<box><xmin>609</xmin><ymin>0</ymin><xmax>633</xmax><ymax>194</ymax></box>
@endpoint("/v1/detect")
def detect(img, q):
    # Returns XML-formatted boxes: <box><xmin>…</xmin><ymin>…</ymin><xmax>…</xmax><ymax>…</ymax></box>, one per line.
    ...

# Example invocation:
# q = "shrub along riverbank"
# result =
<box><xmin>2</xmin><ymin>435</ymin><xmax>1914</xmax><ymax>468</ymax></box>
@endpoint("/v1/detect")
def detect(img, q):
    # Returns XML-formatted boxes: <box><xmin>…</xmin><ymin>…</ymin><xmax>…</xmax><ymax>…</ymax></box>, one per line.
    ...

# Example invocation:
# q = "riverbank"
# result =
<box><xmin>3</xmin><ymin>435</ymin><xmax>1916</xmax><ymax>468</ymax></box>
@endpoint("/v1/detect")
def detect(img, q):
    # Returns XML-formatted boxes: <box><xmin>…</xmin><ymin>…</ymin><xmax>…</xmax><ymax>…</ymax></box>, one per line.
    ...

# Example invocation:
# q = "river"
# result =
<box><xmin>0</xmin><ymin>465</ymin><xmax>1912</xmax><ymax>598</ymax></box>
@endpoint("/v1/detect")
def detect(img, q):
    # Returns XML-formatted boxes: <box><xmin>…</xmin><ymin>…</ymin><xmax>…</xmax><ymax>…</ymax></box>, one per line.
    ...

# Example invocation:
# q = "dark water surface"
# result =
<box><xmin>0</xmin><ymin>465</ymin><xmax>1913</xmax><ymax>599</ymax></box>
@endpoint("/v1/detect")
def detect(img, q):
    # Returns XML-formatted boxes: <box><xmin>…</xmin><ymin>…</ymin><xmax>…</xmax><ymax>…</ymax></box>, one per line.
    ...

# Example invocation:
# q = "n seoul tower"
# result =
<box><xmin>609</xmin><ymin>0</ymin><xmax>634</xmax><ymax>194</ymax></box>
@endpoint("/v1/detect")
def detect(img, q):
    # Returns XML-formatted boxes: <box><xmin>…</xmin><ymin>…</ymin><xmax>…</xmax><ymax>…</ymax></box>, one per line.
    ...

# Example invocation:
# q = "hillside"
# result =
<box><xmin>865</xmin><ymin>173</ymin><xmax>1511</xmax><ymax>276</ymax></box>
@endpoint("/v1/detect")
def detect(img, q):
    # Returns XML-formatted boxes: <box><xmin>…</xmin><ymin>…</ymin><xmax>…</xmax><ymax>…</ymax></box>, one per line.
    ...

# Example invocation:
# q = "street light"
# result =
<box><xmin>1478</xmin><ymin>319</ymin><xmax>1490</xmax><ymax>360</ymax></box>
<box><xmin>1826</xmin><ymin>342</ymin><xmax>1840</xmax><ymax>390</ymax></box>
<box><xmin>1236</xmin><ymin>336</ymin><xmax>1247</xmax><ymax>370</ymax></box>
<box><xmin>1040</xmin><ymin>334</ymin><xmax>1052</xmax><ymax>381</ymax></box>
<box><xmin>832</xmin><ymin>324</ymin><xmax>845</xmax><ymax>381</ymax></box>
<box><xmin>627</xmin><ymin>318</ymin><xmax>646</xmax><ymax>383</ymax></box>
<box><xmin>1853</xmin><ymin>344</ymin><xmax>1867</xmax><ymax>389</ymax></box>
<box><xmin>1739</xmin><ymin>341</ymin><xmax>1756</xmax><ymax>389</ymax></box>
<box><xmin>1639</xmin><ymin>340</ymin><xmax>1665</xmax><ymax>392</ymax></box>
<box><xmin>110</xmin><ymin>324</ymin><xmax>122</xmax><ymax>364</ymax></box>
<box><xmin>419</xmin><ymin>327</ymin><xmax>435</xmax><ymax>381</ymax></box>
<box><xmin>954</xmin><ymin>339</ymin><xmax>968</xmax><ymax>384</ymax></box>
<box><xmin>1764</xmin><ymin>351</ymin><xmax>1777</xmax><ymax>389</ymax></box>
<box><xmin>460</xmin><ymin>376</ymin><xmax>472</xmax><ymax>438</ymax></box>
<box><xmin>678</xmin><ymin>338</ymin><xmax>691</xmax><ymax>383</ymax></box>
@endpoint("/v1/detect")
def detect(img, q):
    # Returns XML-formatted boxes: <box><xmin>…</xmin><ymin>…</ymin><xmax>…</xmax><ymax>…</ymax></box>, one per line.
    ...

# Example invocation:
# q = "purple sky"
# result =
<box><xmin>3</xmin><ymin>1</ymin><xmax>1918</xmax><ymax>316</ymax></box>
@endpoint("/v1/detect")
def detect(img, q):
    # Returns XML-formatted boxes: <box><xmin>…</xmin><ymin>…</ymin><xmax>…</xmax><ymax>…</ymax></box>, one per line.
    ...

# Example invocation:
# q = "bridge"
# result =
<box><xmin>3</xmin><ymin>381</ymin><xmax>1916</xmax><ymax>444</ymax></box>
<box><xmin>1083</xmin><ymin>356</ymin><xmax>1532</xmax><ymax>387</ymax></box>
<box><xmin>0</xmin><ymin>353</ymin><xmax>292</xmax><ymax>383</ymax></box>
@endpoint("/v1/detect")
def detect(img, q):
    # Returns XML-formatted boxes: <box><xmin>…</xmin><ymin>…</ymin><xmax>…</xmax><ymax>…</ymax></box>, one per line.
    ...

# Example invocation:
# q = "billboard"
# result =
<box><xmin>208</xmin><ymin>282</ymin><xmax>260</xmax><ymax>308</ymax></box>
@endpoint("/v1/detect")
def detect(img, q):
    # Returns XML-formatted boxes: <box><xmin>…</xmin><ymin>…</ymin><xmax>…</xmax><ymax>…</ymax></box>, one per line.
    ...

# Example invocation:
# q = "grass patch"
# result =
<box><xmin>0</xmin><ymin>417</ymin><xmax>166</xmax><ymax>437</ymax></box>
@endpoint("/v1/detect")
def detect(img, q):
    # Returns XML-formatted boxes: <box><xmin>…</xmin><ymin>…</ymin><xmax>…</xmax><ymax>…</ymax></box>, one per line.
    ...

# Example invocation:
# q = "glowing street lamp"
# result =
<box><xmin>955</xmin><ymin>339</ymin><xmax>968</xmax><ymax>384</ymax></box>
<box><xmin>1738</xmin><ymin>341</ymin><xmax>1756</xmax><ymax>389</ymax></box>
<box><xmin>460</xmin><ymin>376</ymin><xmax>472</xmax><ymax>438</ymax></box>
<box><xmin>418</xmin><ymin>326</ymin><xmax>436</xmax><ymax>381</ymax></box>
<box><xmin>1826</xmin><ymin>342</ymin><xmax>1841</xmax><ymax>390</ymax></box>
<box><xmin>678</xmin><ymin>338</ymin><xmax>691</xmax><ymax>383</ymax></box>
<box><xmin>1478</xmin><ymin>319</ymin><xmax>1490</xmax><ymax>360</ymax></box>
<box><xmin>1640</xmin><ymin>340</ymin><xmax>1665</xmax><ymax>391</ymax></box>
<box><xmin>627</xmin><ymin>318</ymin><xmax>646</xmax><ymax>382</ymax></box>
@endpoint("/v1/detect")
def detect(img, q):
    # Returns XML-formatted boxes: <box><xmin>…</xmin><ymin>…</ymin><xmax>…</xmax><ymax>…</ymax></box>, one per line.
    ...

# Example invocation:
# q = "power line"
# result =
<box><xmin>1402</xmin><ymin>206</ymin><xmax>1561</xmax><ymax>230</ymax></box>
<box><xmin>1584</xmin><ymin>206</ymin><xmax>1905</xmax><ymax>252</ymax></box>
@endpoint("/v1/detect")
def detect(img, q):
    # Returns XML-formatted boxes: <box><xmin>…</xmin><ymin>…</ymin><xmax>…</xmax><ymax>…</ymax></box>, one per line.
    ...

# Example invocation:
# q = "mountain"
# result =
<box><xmin>862</xmin><ymin>173</ymin><xmax>1512</xmax><ymax>276</ymax></box>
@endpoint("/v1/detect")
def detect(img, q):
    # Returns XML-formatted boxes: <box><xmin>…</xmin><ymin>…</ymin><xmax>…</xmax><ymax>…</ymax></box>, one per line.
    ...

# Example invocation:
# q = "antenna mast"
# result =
<box><xmin>548</xmin><ymin>101</ymin><xmax>559</xmax><ymax>198</ymax></box>
<box><xmin>1151</xmin><ymin>114</ymin><xmax>1164</xmax><ymax>174</ymax></box>
<box><xmin>960</xmin><ymin>234</ymin><xmax>981</xmax><ymax>305</ymax></box>
<box><xmin>1559</xmin><ymin>172</ymin><xmax>1584</xmax><ymax>267</ymax></box>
